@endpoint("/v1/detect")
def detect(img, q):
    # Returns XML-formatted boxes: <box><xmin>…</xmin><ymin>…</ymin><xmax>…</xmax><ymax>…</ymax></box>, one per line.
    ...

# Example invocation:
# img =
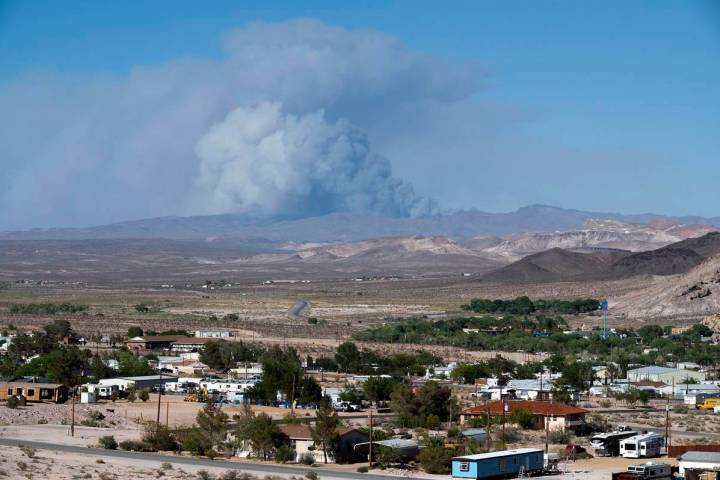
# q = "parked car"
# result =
<box><xmin>333</xmin><ymin>401</ymin><xmax>360</xmax><ymax>412</ymax></box>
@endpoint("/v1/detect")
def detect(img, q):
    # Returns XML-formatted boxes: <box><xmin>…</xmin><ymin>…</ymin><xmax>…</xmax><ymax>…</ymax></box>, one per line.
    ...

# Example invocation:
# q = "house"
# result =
<box><xmin>452</xmin><ymin>448</ymin><xmax>545</xmax><ymax>479</ymax></box>
<box><xmin>627</xmin><ymin>366</ymin><xmax>705</xmax><ymax>384</ymax></box>
<box><xmin>195</xmin><ymin>330</ymin><xmax>235</xmax><ymax>338</ymax></box>
<box><xmin>460</xmin><ymin>400</ymin><xmax>588</xmax><ymax>432</ymax></box>
<box><xmin>426</xmin><ymin>363</ymin><xmax>457</xmax><ymax>379</ymax></box>
<box><xmin>278</xmin><ymin>424</ymin><xmax>368</xmax><ymax>463</ymax></box>
<box><xmin>233</xmin><ymin>424</ymin><xmax>368</xmax><ymax>463</ymax></box>
<box><xmin>0</xmin><ymin>381</ymin><xmax>68</xmax><ymax>403</ymax></box>
<box><xmin>677</xmin><ymin>451</ymin><xmax>720</xmax><ymax>480</ymax></box>
<box><xmin>126</xmin><ymin>335</ymin><xmax>214</xmax><ymax>353</ymax></box>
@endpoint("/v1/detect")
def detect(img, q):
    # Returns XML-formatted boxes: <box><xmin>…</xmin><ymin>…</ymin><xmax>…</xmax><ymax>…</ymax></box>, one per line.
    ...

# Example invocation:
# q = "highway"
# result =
<box><xmin>0</xmin><ymin>437</ymin><xmax>397</xmax><ymax>480</ymax></box>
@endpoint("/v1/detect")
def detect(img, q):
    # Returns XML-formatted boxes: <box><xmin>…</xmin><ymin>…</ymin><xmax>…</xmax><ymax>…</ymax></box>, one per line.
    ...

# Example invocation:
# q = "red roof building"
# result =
<box><xmin>461</xmin><ymin>400</ymin><xmax>588</xmax><ymax>432</ymax></box>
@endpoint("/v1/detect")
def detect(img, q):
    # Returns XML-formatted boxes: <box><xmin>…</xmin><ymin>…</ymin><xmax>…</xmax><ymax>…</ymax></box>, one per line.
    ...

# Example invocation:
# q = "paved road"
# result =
<box><xmin>288</xmin><ymin>300</ymin><xmax>311</xmax><ymax>319</ymax></box>
<box><xmin>0</xmin><ymin>437</ymin><xmax>397</xmax><ymax>480</ymax></box>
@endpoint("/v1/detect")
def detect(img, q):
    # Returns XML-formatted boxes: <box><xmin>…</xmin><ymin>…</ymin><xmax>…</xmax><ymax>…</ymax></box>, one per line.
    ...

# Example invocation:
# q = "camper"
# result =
<box><xmin>591</xmin><ymin>430</ymin><xmax>638</xmax><ymax>456</ymax></box>
<box><xmin>612</xmin><ymin>462</ymin><xmax>673</xmax><ymax>480</ymax></box>
<box><xmin>620</xmin><ymin>433</ymin><xmax>664</xmax><ymax>458</ymax></box>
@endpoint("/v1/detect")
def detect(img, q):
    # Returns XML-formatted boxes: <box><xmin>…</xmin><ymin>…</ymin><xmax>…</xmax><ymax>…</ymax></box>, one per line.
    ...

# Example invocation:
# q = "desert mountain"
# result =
<box><xmin>482</xmin><ymin>231</ymin><xmax>720</xmax><ymax>284</ymax></box>
<box><xmin>610</xmin><ymin>232</ymin><xmax>720</xmax><ymax>277</ymax></box>
<box><xmin>3</xmin><ymin>205</ymin><xmax>720</xmax><ymax>242</ymax></box>
<box><xmin>612</xmin><ymin>255</ymin><xmax>720</xmax><ymax>319</ymax></box>
<box><xmin>481</xmin><ymin>248</ymin><xmax>630</xmax><ymax>284</ymax></box>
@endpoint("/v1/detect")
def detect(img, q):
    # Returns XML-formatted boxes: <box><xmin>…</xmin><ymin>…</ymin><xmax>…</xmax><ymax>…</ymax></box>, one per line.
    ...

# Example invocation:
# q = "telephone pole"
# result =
<box><xmin>368</xmin><ymin>409</ymin><xmax>374</xmax><ymax>469</ymax></box>
<box><xmin>70</xmin><ymin>389</ymin><xmax>76</xmax><ymax>437</ymax></box>
<box><xmin>156</xmin><ymin>371</ymin><xmax>163</xmax><ymax>432</ymax></box>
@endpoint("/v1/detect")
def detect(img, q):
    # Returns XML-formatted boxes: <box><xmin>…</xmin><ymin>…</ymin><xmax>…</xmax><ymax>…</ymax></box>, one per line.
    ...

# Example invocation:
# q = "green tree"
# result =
<box><xmin>417</xmin><ymin>438</ymin><xmax>455</xmax><ymax>474</ymax></box>
<box><xmin>311</xmin><ymin>398</ymin><xmax>340</xmax><ymax>464</ymax></box>
<box><xmin>335</xmin><ymin>342</ymin><xmax>363</xmax><ymax>373</ymax></box>
<box><xmin>196</xmin><ymin>399</ymin><xmax>229</xmax><ymax>449</ymax></box>
<box><xmin>127</xmin><ymin>326</ymin><xmax>144</xmax><ymax>338</ymax></box>
<box><xmin>362</xmin><ymin>376</ymin><xmax>396</xmax><ymax>405</ymax></box>
<box><xmin>238</xmin><ymin>413</ymin><xmax>282</xmax><ymax>460</ymax></box>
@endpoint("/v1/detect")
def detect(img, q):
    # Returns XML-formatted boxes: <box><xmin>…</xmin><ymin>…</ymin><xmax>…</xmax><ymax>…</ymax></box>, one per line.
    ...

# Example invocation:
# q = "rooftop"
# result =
<box><xmin>679</xmin><ymin>451</ymin><xmax>720</xmax><ymax>462</ymax></box>
<box><xmin>462</xmin><ymin>400</ymin><xmax>588</xmax><ymax>417</ymax></box>
<box><xmin>454</xmin><ymin>448</ymin><xmax>544</xmax><ymax>461</ymax></box>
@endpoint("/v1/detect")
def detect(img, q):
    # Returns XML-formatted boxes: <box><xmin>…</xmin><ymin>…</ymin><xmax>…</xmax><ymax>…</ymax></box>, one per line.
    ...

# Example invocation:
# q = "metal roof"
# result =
<box><xmin>628</xmin><ymin>366</ymin><xmax>682</xmax><ymax>375</ymax></box>
<box><xmin>679</xmin><ymin>451</ymin><xmax>720</xmax><ymax>463</ymax></box>
<box><xmin>455</xmin><ymin>448</ymin><xmax>544</xmax><ymax>461</ymax></box>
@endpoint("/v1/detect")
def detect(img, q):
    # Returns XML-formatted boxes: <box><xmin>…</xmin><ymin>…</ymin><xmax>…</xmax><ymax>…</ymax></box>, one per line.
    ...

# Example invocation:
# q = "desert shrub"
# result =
<box><xmin>197</xmin><ymin>470</ymin><xmax>214</xmax><ymax>480</ymax></box>
<box><xmin>98</xmin><ymin>473</ymin><xmax>115</xmax><ymax>480</ymax></box>
<box><xmin>181</xmin><ymin>428</ymin><xmax>212</xmax><ymax>456</ymax></box>
<box><xmin>80</xmin><ymin>418</ymin><xmax>102</xmax><ymax>427</ymax></box>
<box><xmin>674</xmin><ymin>405</ymin><xmax>689</xmax><ymax>414</ymax></box>
<box><xmin>138</xmin><ymin>389</ymin><xmax>150</xmax><ymax>402</ymax></box>
<box><xmin>220</xmin><ymin>472</ymin><xmax>242</xmax><ymax>480</ymax></box>
<box><xmin>98</xmin><ymin>435</ymin><xmax>118</xmax><ymax>450</ymax></box>
<box><xmin>356</xmin><ymin>466</ymin><xmax>369</xmax><ymax>473</ymax></box>
<box><xmin>143</xmin><ymin>423</ymin><xmax>178</xmax><ymax>451</ymax></box>
<box><xmin>599</xmin><ymin>399</ymin><xmax>612</xmax><ymax>408</ymax></box>
<box><xmin>16</xmin><ymin>461</ymin><xmax>27</xmax><ymax>471</ymax></box>
<box><xmin>118</xmin><ymin>439</ymin><xmax>152</xmax><ymax>452</ymax></box>
<box><xmin>417</xmin><ymin>444</ymin><xmax>454</xmax><ymax>474</ymax></box>
<box><xmin>37</xmin><ymin>417</ymin><xmax>48</xmax><ymax>424</ymax></box>
<box><xmin>89</xmin><ymin>411</ymin><xmax>106</xmax><ymax>421</ymax></box>
<box><xmin>548</xmin><ymin>429</ymin><xmax>571</xmax><ymax>444</ymax></box>
<box><xmin>5</xmin><ymin>396</ymin><xmax>19</xmax><ymax>409</ymax></box>
<box><xmin>305</xmin><ymin>473</ymin><xmax>319</xmax><ymax>480</ymax></box>
<box><xmin>275</xmin><ymin>445</ymin><xmax>295</xmax><ymax>463</ymax></box>
<box><xmin>20</xmin><ymin>447</ymin><xmax>36</xmax><ymax>458</ymax></box>
<box><xmin>298</xmin><ymin>452</ymin><xmax>315</xmax><ymax>466</ymax></box>
<box><xmin>126</xmin><ymin>389</ymin><xmax>137</xmax><ymax>403</ymax></box>
<box><xmin>160</xmin><ymin>462</ymin><xmax>173</xmax><ymax>470</ymax></box>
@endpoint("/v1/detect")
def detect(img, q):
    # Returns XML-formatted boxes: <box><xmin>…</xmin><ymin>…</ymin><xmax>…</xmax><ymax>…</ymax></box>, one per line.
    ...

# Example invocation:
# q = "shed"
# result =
<box><xmin>452</xmin><ymin>448</ymin><xmax>544</xmax><ymax>479</ymax></box>
<box><xmin>678</xmin><ymin>451</ymin><xmax>720</xmax><ymax>480</ymax></box>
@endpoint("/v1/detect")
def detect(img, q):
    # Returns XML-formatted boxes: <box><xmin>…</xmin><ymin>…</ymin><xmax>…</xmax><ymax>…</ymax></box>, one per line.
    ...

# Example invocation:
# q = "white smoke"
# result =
<box><xmin>0</xmin><ymin>19</ymin><xmax>481</xmax><ymax>229</ymax></box>
<box><xmin>193</xmin><ymin>102</ymin><xmax>435</xmax><ymax>217</ymax></box>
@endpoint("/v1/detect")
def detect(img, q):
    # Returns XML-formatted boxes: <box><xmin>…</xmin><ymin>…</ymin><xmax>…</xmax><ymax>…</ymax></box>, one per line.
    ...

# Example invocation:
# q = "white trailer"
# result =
<box><xmin>620</xmin><ymin>433</ymin><xmax>664</xmax><ymax>458</ymax></box>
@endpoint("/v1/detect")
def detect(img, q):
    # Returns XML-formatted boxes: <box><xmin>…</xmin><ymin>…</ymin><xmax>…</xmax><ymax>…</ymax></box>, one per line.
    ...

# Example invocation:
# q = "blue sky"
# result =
<box><xmin>0</xmin><ymin>1</ymin><xmax>719</xmax><ymax>228</ymax></box>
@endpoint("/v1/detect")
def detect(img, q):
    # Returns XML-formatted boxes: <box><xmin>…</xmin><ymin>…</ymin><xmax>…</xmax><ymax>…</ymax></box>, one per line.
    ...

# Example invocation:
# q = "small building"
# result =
<box><xmin>98</xmin><ymin>375</ymin><xmax>177</xmax><ymax>392</ymax></box>
<box><xmin>461</xmin><ymin>400</ymin><xmax>588</xmax><ymax>432</ymax></box>
<box><xmin>278</xmin><ymin>424</ymin><xmax>368</xmax><ymax>463</ymax></box>
<box><xmin>354</xmin><ymin>438</ymin><xmax>419</xmax><ymax>462</ymax></box>
<box><xmin>452</xmin><ymin>448</ymin><xmax>544</xmax><ymax>479</ymax></box>
<box><xmin>678</xmin><ymin>451</ymin><xmax>720</xmax><ymax>480</ymax></box>
<box><xmin>627</xmin><ymin>366</ymin><xmax>705</xmax><ymax>384</ymax></box>
<box><xmin>195</xmin><ymin>330</ymin><xmax>234</xmax><ymax>338</ymax></box>
<box><xmin>126</xmin><ymin>335</ymin><xmax>213</xmax><ymax>352</ymax></box>
<box><xmin>0</xmin><ymin>382</ymin><xmax>68</xmax><ymax>403</ymax></box>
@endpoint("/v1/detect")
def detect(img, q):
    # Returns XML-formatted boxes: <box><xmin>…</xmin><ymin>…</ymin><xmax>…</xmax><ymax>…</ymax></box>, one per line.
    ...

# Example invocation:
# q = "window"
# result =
<box><xmin>6</xmin><ymin>389</ymin><xmax>10</xmax><ymax>396</ymax></box>
<box><xmin>27</xmin><ymin>389</ymin><xmax>35</xmax><ymax>397</ymax></box>
<box><xmin>458</xmin><ymin>462</ymin><xmax>469</xmax><ymax>472</ymax></box>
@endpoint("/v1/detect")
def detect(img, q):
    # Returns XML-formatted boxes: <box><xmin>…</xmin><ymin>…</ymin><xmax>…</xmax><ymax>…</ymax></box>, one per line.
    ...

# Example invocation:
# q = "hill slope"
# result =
<box><xmin>481</xmin><ymin>248</ymin><xmax>629</xmax><ymax>283</ymax></box>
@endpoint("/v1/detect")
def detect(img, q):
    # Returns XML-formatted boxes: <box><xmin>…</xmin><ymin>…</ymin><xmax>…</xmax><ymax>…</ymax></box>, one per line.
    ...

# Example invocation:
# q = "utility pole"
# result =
<box><xmin>290</xmin><ymin>374</ymin><xmax>296</xmax><ymax>415</ymax></box>
<box><xmin>501</xmin><ymin>399</ymin><xmax>507</xmax><ymax>450</ymax></box>
<box><xmin>70</xmin><ymin>388</ymin><xmax>76</xmax><ymax>437</ymax></box>
<box><xmin>368</xmin><ymin>408</ymin><xmax>374</xmax><ymax>469</ymax></box>
<box><xmin>166</xmin><ymin>401</ymin><xmax>170</xmax><ymax>427</ymax></box>
<box><xmin>545</xmin><ymin>412</ymin><xmax>549</xmax><ymax>453</ymax></box>
<box><xmin>156</xmin><ymin>370</ymin><xmax>163</xmax><ymax>432</ymax></box>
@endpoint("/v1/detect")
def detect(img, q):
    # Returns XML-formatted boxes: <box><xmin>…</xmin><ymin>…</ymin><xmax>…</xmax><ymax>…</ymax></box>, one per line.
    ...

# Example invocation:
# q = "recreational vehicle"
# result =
<box><xmin>620</xmin><ymin>433</ymin><xmax>664</xmax><ymax>458</ymax></box>
<box><xmin>591</xmin><ymin>430</ymin><xmax>638</xmax><ymax>456</ymax></box>
<box><xmin>625</xmin><ymin>462</ymin><xmax>672</xmax><ymax>479</ymax></box>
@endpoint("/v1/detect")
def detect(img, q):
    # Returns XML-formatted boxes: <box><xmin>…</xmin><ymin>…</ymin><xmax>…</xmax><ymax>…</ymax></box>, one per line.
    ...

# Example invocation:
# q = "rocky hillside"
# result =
<box><xmin>612</xmin><ymin>255</ymin><xmax>720</xmax><ymax>319</ymax></box>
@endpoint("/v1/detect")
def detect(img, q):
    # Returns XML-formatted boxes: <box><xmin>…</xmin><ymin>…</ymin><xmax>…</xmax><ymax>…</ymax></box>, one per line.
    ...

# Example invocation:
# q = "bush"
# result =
<box><xmin>143</xmin><ymin>423</ymin><xmax>178</xmax><ymax>451</ymax></box>
<box><xmin>119</xmin><ymin>439</ymin><xmax>152</xmax><ymax>452</ymax></box>
<box><xmin>99</xmin><ymin>435</ymin><xmax>118</xmax><ymax>450</ymax></box>
<box><xmin>305</xmin><ymin>473</ymin><xmax>319</xmax><ymax>480</ymax></box>
<box><xmin>548</xmin><ymin>429</ymin><xmax>571</xmax><ymax>444</ymax></box>
<box><xmin>298</xmin><ymin>452</ymin><xmax>315</xmax><ymax>466</ymax></box>
<box><xmin>417</xmin><ymin>445</ymin><xmax>454</xmax><ymax>474</ymax></box>
<box><xmin>5</xmin><ymin>396</ymin><xmax>19</xmax><ymax>409</ymax></box>
<box><xmin>196</xmin><ymin>471</ymin><xmax>214</xmax><ymax>480</ymax></box>
<box><xmin>138</xmin><ymin>389</ymin><xmax>150</xmax><ymax>402</ymax></box>
<box><xmin>126</xmin><ymin>389</ymin><xmax>137</xmax><ymax>403</ymax></box>
<box><xmin>356</xmin><ymin>466</ymin><xmax>369</xmax><ymax>473</ymax></box>
<box><xmin>181</xmin><ymin>428</ymin><xmax>212</xmax><ymax>456</ymax></box>
<box><xmin>275</xmin><ymin>445</ymin><xmax>295</xmax><ymax>463</ymax></box>
<box><xmin>20</xmin><ymin>447</ymin><xmax>36</xmax><ymax>458</ymax></box>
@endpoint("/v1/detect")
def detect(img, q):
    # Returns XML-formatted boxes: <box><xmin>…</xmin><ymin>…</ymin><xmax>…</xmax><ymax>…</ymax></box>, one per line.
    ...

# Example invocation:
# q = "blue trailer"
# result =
<box><xmin>452</xmin><ymin>448</ymin><xmax>544</xmax><ymax>479</ymax></box>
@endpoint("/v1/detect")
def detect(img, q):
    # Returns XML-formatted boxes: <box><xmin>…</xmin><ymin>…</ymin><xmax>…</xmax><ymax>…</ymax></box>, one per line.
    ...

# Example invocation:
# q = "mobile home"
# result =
<box><xmin>452</xmin><ymin>448</ymin><xmax>544</xmax><ymax>479</ymax></box>
<box><xmin>591</xmin><ymin>430</ymin><xmax>638</xmax><ymax>456</ymax></box>
<box><xmin>620</xmin><ymin>433</ymin><xmax>664</xmax><ymax>458</ymax></box>
<box><xmin>0</xmin><ymin>382</ymin><xmax>68</xmax><ymax>403</ymax></box>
